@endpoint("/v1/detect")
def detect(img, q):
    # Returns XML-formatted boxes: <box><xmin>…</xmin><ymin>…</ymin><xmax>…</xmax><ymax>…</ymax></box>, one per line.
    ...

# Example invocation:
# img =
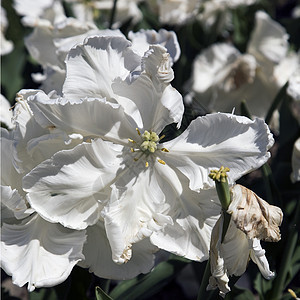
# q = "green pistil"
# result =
<box><xmin>209</xmin><ymin>166</ymin><xmax>231</xmax><ymax>243</ymax></box>
<box><xmin>140</xmin><ymin>130</ymin><xmax>159</xmax><ymax>153</ymax></box>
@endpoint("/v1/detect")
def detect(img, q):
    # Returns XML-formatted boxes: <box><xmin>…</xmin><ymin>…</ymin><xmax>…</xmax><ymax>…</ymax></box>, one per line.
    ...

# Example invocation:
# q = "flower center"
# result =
<box><xmin>128</xmin><ymin>129</ymin><xmax>168</xmax><ymax>167</ymax></box>
<box><xmin>140</xmin><ymin>130</ymin><xmax>159</xmax><ymax>153</ymax></box>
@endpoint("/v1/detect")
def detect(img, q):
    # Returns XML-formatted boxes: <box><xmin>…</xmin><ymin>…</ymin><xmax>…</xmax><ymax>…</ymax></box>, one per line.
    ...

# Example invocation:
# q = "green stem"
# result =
<box><xmin>109</xmin><ymin>0</ymin><xmax>118</xmax><ymax>29</ymax></box>
<box><xmin>240</xmin><ymin>100</ymin><xmax>252</xmax><ymax>120</ymax></box>
<box><xmin>265</xmin><ymin>82</ymin><xmax>288</xmax><ymax>125</ymax></box>
<box><xmin>197</xmin><ymin>260</ymin><xmax>212</xmax><ymax>300</ymax></box>
<box><xmin>270</xmin><ymin>231</ymin><xmax>298</xmax><ymax>300</ymax></box>
<box><xmin>269</xmin><ymin>201</ymin><xmax>300</xmax><ymax>299</ymax></box>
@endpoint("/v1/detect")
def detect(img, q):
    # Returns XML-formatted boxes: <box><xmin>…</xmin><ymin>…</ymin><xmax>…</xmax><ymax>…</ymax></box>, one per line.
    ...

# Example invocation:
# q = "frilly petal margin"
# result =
<box><xmin>63</xmin><ymin>35</ymin><xmax>141</xmax><ymax>101</ymax></box>
<box><xmin>1</xmin><ymin>214</ymin><xmax>86</xmax><ymax>292</ymax></box>
<box><xmin>78</xmin><ymin>222</ymin><xmax>157</xmax><ymax>280</ymax></box>
<box><xmin>150</xmin><ymin>163</ymin><xmax>221</xmax><ymax>261</ymax></box>
<box><xmin>161</xmin><ymin>113</ymin><xmax>274</xmax><ymax>191</ymax></box>
<box><xmin>23</xmin><ymin>139</ymin><xmax>124</xmax><ymax>230</ymax></box>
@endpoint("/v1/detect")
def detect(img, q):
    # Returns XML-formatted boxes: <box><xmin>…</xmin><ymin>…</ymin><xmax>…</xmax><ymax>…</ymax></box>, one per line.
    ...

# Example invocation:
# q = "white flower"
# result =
<box><xmin>287</xmin><ymin>67</ymin><xmax>300</xmax><ymax>102</ymax></box>
<box><xmin>155</xmin><ymin>0</ymin><xmax>201</xmax><ymax>25</ymax></box>
<box><xmin>65</xmin><ymin>0</ymin><xmax>143</xmax><ymax>28</ymax></box>
<box><xmin>187</xmin><ymin>11</ymin><xmax>299</xmax><ymax>122</ymax></box>
<box><xmin>247</xmin><ymin>11</ymin><xmax>289</xmax><ymax>66</ymax></box>
<box><xmin>1</xmin><ymin>126</ymin><xmax>86</xmax><ymax>292</ymax></box>
<box><xmin>1</xmin><ymin>88</ymin><xmax>158</xmax><ymax>291</ymax></box>
<box><xmin>208</xmin><ymin>184</ymin><xmax>283</xmax><ymax>297</ymax></box>
<box><xmin>0</xmin><ymin>94</ymin><xmax>14</xmax><ymax>129</ymax></box>
<box><xmin>0</xmin><ymin>5</ymin><xmax>13</xmax><ymax>55</ymax></box>
<box><xmin>13</xmin><ymin>0</ymin><xmax>66</xmax><ymax>27</ymax></box>
<box><xmin>128</xmin><ymin>29</ymin><xmax>181</xmax><ymax>63</ymax></box>
<box><xmin>198</xmin><ymin>0</ymin><xmax>257</xmax><ymax>30</ymax></box>
<box><xmin>25</xmin><ymin>17</ymin><xmax>124</xmax><ymax>94</ymax></box>
<box><xmin>21</xmin><ymin>35</ymin><xmax>274</xmax><ymax>268</ymax></box>
<box><xmin>291</xmin><ymin>138</ymin><xmax>300</xmax><ymax>183</ymax></box>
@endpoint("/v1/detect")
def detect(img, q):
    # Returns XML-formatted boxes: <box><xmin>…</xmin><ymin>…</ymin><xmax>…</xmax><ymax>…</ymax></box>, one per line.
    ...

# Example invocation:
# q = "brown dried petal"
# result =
<box><xmin>228</xmin><ymin>184</ymin><xmax>283</xmax><ymax>242</ymax></box>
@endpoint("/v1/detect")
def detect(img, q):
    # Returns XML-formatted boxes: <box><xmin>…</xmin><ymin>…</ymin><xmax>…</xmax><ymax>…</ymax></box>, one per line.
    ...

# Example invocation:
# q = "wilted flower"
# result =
<box><xmin>208</xmin><ymin>184</ymin><xmax>283</xmax><ymax>297</ymax></box>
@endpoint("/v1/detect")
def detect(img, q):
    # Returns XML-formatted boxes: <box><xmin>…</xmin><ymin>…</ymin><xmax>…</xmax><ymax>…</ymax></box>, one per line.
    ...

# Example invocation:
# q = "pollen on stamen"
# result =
<box><xmin>159</xmin><ymin>134</ymin><xmax>166</xmax><ymax>141</ymax></box>
<box><xmin>128</xmin><ymin>138</ymin><xmax>135</xmax><ymax>143</ymax></box>
<box><xmin>136</xmin><ymin>128</ymin><xmax>141</xmax><ymax>136</ymax></box>
<box><xmin>161</xmin><ymin>148</ymin><xmax>169</xmax><ymax>152</ymax></box>
<box><xmin>130</xmin><ymin>148</ymin><xmax>135</xmax><ymax>153</ymax></box>
<box><xmin>145</xmin><ymin>161</ymin><xmax>149</xmax><ymax>168</ymax></box>
<box><xmin>157</xmin><ymin>159</ymin><xmax>166</xmax><ymax>165</ymax></box>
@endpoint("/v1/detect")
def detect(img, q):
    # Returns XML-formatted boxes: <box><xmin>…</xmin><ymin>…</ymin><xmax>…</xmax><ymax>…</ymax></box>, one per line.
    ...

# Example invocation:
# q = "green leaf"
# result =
<box><xmin>110</xmin><ymin>255</ymin><xmax>190</xmax><ymax>300</ymax></box>
<box><xmin>225</xmin><ymin>286</ymin><xmax>255</xmax><ymax>300</ymax></box>
<box><xmin>95</xmin><ymin>286</ymin><xmax>113</xmax><ymax>300</ymax></box>
<box><xmin>1</xmin><ymin>41</ymin><xmax>27</xmax><ymax>102</ymax></box>
<box><xmin>29</xmin><ymin>288</ymin><xmax>57</xmax><ymax>300</ymax></box>
<box><xmin>253</xmin><ymin>273</ymin><xmax>273</xmax><ymax>300</ymax></box>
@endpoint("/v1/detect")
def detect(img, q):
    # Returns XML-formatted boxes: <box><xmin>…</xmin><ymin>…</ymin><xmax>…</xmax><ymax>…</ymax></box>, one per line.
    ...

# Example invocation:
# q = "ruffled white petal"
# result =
<box><xmin>129</xmin><ymin>29</ymin><xmax>181</xmax><ymax>63</ymax></box>
<box><xmin>78</xmin><ymin>221</ymin><xmax>157</xmax><ymax>279</ymax></box>
<box><xmin>26</xmin><ymin>91</ymin><xmax>137</xmax><ymax>145</ymax></box>
<box><xmin>161</xmin><ymin>113</ymin><xmax>274</xmax><ymax>191</ymax></box>
<box><xmin>1</xmin><ymin>185</ymin><xmax>33</xmax><ymax>223</ymax></box>
<box><xmin>1</xmin><ymin>128</ymin><xmax>34</xmax><ymax>222</ymax></box>
<box><xmin>249</xmin><ymin>238</ymin><xmax>275</xmax><ymax>280</ymax></box>
<box><xmin>11</xmin><ymin>92</ymin><xmax>83</xmax><ymax>173</ymax></box>
<box><xmin>23</xmin><ymin>139</ymin><xmax>124</xmax><ymax>230</ymax></box>
<box><xmin>191</xmin><ymin>43</ymin><xmax>241</xmax><ymax>94</ymax></box>
<box><xmin>0</xmin><ymin>95</ymin><xmax>14</xmax><ymax>129</ymax></box>
<box><xmin>1</xmin><ymin>214</ymin><xmax>86</xmax><ymax>291</ymax></box>
<box><xmin>113</xmin><ymin>72</ymin><xmax>183</xmax><ymax>133</ymax></box>
<box><xmin>103</xmin><ymin>159</ymin><xmax>172</xmax><ymax>264</ymax></box>
<box><xmin>150</xmin><ymin>163</ymin><xmax>220</xmax><ymax>261</ymax></box>
<box><xmin>248</xmin><ymin>11</ymin><xmax>289</xmax><ymax>64</ymax></box>
<box><xmin>220</xmin><ymin>218</ymin><xmax>252</xmax><ymax>276</ymax></box>
<box><xmin>207</xmin><ymin>216</ymin><xmax>230</xmax><ymax>297</ymax></box>
<box><xmin>63</xmin><ymin>35</ymin><xmax>141</xmax><ymax>101</ymax></box>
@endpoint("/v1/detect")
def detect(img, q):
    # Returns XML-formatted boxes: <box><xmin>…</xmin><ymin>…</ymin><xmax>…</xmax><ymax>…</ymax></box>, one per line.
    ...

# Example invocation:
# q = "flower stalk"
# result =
<box><xmin>209</xmin><ymin>166</ymin><xmax>231</xmax><ymax>242</ymax></box>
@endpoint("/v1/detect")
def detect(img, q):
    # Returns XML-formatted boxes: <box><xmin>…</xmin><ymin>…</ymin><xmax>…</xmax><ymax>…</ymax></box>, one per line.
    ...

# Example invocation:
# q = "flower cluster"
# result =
<box><xmin>1</xmin><ymin>0</ymin><xmax>298</xmax><ymax>299</ymax></box>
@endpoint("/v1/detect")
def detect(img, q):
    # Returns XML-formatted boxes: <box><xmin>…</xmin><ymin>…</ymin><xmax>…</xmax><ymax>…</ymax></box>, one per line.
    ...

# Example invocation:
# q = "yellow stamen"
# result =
<box><xmin>157</xmin><ymin>159</ymin><xmax>166</xmax><ymax>165</ymax></box>
<box><xmin>136</xmin><ymin>128</ymin><xmax>141</xmax><ymax>136</ymax></box>
<box><xmin>159</xmin><ymin>134</ymin><xmax>166</xmax><ymax>141</ymax></box>
<box><xmin>145</xmin><ymin>161</ymin><xmax>149</xmax><ymax>168</ymax></box>
<box><xmin>128</xmin><ymin>138</ymin><xmax>135</xmax><ymax>143</ymax></box>
<box><xmin>288</xmin><ymin>289</ymin><xmax>298</xmax><ymax>299</ymax></box>
<box><xmin>161</xmin><ymin>148</ymin><xmax>169</xmax><ymax>152</ymax></box>
<box><xmin>209</xmin><ymin>166</ymin><xmax>230</xmax><ymax>183</ymax></box>
<box><xmin>134</xmin><ymin>158</ymin><xmax>139</xmax><ymax>161</ymax></box>
<box><xmin>130</xmin><ymin>148</ymin><xmax>135</xmax><ymax>152</ymax></box>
